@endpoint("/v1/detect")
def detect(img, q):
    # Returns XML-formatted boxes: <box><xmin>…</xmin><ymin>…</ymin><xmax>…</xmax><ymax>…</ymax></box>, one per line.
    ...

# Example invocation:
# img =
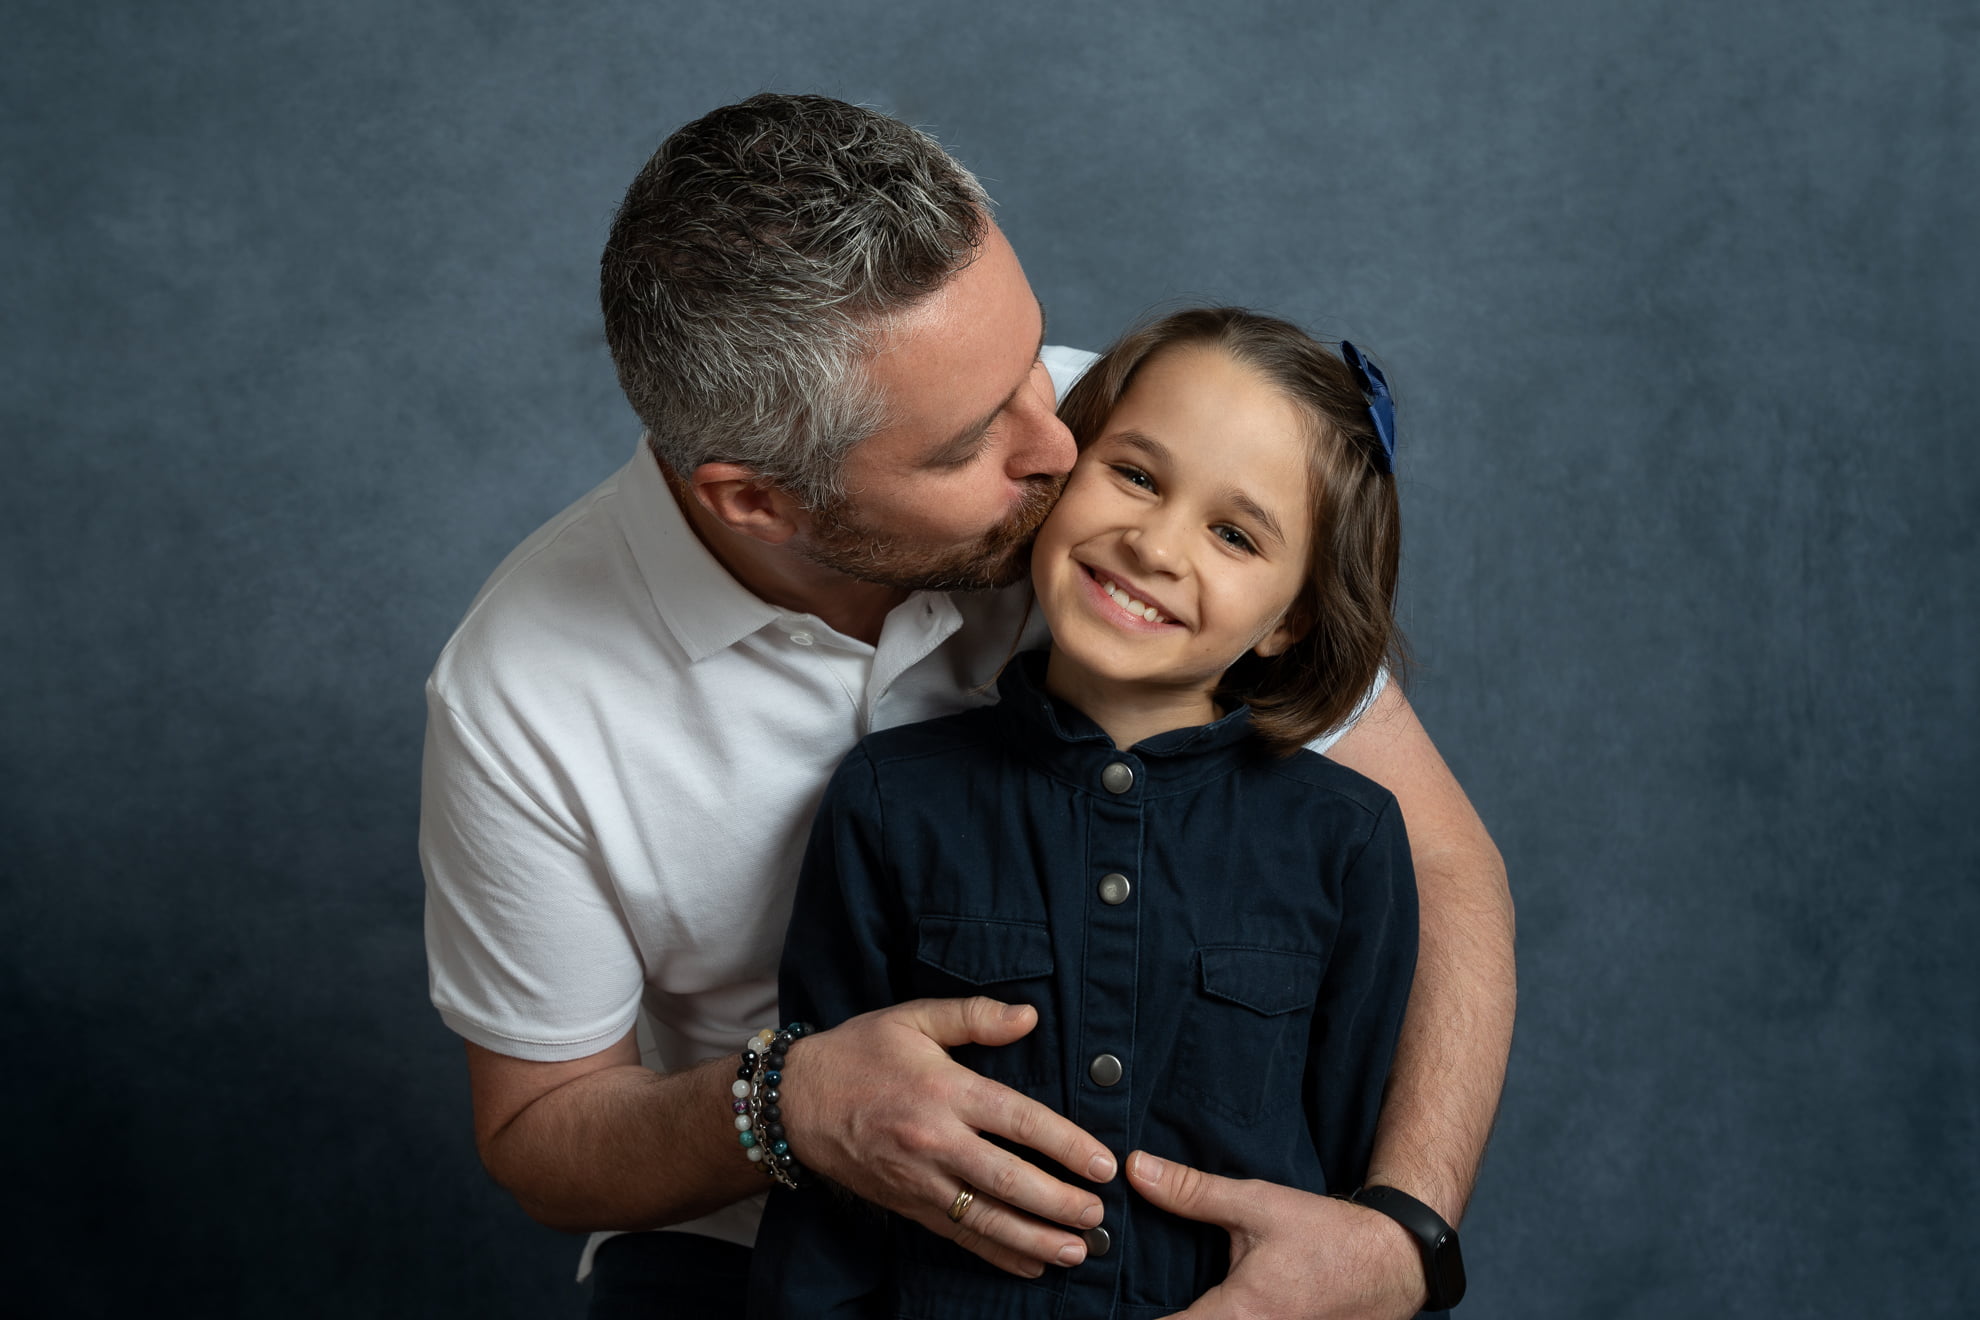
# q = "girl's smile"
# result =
<box><xmin>1078</xmin><ymin>563</ymin><xmax>1181</xmax><ymax>629</ymax></box>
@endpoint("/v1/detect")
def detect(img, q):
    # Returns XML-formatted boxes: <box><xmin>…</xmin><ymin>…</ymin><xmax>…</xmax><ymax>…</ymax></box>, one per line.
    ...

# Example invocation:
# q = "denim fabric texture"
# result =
<box><xmin>749</xmin><ymin>652</ymin><xmax>1419</xmax><ymax>1319</ymax></box>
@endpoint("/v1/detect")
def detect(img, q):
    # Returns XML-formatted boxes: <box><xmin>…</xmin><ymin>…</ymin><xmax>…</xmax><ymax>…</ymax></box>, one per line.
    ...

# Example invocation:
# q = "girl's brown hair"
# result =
<box><xmin>1055</xmin><ymin>307</ymin><xmax>1409</xmax><ymax>755</ymax></box>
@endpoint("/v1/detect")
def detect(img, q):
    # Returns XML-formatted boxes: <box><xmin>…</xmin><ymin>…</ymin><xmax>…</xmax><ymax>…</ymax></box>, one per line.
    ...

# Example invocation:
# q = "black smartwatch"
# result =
<box><xmin>1349</xmin><ymin>1184</ymin><xmax>1466</xmax><ymax>1312</ymax></box>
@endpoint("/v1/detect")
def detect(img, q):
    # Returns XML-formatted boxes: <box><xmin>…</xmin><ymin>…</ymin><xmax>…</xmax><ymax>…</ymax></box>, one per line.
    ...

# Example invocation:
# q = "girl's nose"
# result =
<box><xmin>1122</xmin><ymin>520</ymin><xmax>1183</xmax><ymax>574</ymax></box>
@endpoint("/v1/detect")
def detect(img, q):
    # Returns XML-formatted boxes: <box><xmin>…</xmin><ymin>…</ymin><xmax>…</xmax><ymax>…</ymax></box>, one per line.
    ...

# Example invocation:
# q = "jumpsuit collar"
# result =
<box><xmin>992</xmin><ymin>650</ymin><xmax>1261</xmax><ymax>795</ymax></box>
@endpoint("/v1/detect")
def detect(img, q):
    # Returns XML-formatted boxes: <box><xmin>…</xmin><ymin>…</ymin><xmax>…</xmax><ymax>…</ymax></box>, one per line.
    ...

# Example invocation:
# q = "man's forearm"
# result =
<box><xmin>477</xmin><ymin>1050</ymin><xmax>762</xmax><ymax>1234</ymax></box>
<box><xmin>1365</xmin><ymin>841</ymin><xmax>1516</xmax><ymax>1225</ymax></box>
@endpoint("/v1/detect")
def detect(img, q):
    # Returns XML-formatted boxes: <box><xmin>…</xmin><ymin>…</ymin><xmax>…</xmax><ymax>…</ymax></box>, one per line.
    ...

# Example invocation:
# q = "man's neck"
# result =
<box><xmin>665</xmin><ymin>468</ymin><xmax>907</xmax><ymax>647</ymax></box>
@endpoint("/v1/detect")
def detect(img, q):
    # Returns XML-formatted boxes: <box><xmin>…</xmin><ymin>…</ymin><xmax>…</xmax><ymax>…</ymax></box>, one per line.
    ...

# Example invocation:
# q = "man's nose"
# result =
<box><xmin>1004</xmin><ymin>365</ymin><xmax>1076</xmax><ymax>481</ymax></box>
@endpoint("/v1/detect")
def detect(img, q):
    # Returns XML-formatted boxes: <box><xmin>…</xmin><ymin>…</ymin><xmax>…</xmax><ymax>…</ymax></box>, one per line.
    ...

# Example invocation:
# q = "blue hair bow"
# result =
<box><xmin>1340</xmin><ymin>341</ymin><xmax>1396</xmax><ymax>474</ymax></box>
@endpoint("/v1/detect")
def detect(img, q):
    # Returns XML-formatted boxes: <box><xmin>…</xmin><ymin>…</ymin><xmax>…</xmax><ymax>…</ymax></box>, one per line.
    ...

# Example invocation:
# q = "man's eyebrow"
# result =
<box><xmin>1111</xmin><ymin>430</ymin><xmax>1288</xmax><ymax>547</ymax></box>
<box><xmin>924</xmin><ymin>298</ymin><xmax>1051</xmax><ymax>466</ymax></box>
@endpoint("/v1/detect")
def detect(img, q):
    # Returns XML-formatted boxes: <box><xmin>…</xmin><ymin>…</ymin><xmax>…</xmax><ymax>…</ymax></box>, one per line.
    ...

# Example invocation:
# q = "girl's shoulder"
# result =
<box><xmin>1255</xmin><ymin>744</ymin><xmax>1402</xmax><ymax>823</ymax></box>
<box><xmin>851</xmin><ymin>703</ymin><xmax>1004</xmax><ymax>770</ymax></box>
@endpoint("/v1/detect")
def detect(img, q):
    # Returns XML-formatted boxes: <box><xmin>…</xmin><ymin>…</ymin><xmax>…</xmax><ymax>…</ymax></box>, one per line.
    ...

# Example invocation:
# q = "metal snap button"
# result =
<box><xmin>1100</xmin><ymin>762</ymin><xmax>1134</xmax><ymax>794</ymax></box>
<box><xmin>1088</xmin><ymin>1053</ymin><xmax>1123</xmax><ymax>1087</ymax></box>
<box><xmin>1097</xmin><ymin>873</ymin><xmax>1131</xmax><ymax>905</ymax></box>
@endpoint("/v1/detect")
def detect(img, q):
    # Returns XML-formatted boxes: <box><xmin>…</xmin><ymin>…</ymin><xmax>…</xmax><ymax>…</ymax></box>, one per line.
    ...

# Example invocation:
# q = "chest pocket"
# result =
<box><xmin>1171</xmin><ymin>946</ymin><xmax>1323</xmax><ymax>1127</ymax></box>
<box><xmin>913</xmin><ymin>916</ymin><xmax>1057</xmax><ymax>1089</ymax></box>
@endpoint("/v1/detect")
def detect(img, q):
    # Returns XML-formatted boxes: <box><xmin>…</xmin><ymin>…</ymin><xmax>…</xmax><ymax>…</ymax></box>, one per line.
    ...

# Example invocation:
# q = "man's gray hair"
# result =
<box><xmin>600</xmin><ymin>93</ymin><xmax>992</xmax><ymax>509</ymax></box>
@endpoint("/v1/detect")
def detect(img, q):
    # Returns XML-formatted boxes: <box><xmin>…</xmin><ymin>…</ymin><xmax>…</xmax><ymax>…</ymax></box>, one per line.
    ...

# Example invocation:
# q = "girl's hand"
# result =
<box><xmin>1127</xmin><ymin>1151</ymin><xmax>1425</xmax><ymax>1319</ymax></box>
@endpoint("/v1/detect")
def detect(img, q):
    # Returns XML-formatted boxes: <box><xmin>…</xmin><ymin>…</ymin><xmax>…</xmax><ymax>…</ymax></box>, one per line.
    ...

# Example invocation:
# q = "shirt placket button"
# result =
<box><xmin>1085</xmin><ymin>756</ymin><xmax>1134</xmax><ymax>1286</ymax></box>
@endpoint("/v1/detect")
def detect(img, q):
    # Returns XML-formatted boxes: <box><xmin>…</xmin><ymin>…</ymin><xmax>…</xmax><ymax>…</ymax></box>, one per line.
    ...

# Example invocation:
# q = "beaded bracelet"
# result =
<box><xmin>729</xmin><ymin>1021</ymin><xmax>812</xmax><ymax>1191</ymax></box>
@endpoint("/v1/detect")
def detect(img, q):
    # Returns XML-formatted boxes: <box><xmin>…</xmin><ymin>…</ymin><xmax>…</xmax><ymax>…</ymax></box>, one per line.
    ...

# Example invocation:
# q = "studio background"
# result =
<box><xmin>6</xmin><ymin>2</ymin><xmax>1974</xmax><ymax>1315</ymax></box>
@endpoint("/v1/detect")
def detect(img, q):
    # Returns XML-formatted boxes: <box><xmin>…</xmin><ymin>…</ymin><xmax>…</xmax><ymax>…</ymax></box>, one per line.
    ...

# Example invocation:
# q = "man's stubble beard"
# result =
<box><xmin>795</xmin><ymin>475</ymin><xmax>1065</xmax><ymax>593</ymax></box>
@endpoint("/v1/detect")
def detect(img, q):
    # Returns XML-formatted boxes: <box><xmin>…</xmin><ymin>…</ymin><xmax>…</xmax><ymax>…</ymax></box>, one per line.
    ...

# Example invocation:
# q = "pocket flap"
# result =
<box><xmin>916</xmin><ymin>916</ymin><xmax>1055</xmax><ymax>985</ymax></box>
<box><xmin>1196</xmin><ymin>946</ymin><xmax>1322</xmax><ymax>1016</ymax></box>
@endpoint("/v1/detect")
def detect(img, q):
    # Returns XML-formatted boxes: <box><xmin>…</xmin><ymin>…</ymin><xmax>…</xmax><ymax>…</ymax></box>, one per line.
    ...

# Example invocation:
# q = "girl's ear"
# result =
<box><xmin>1251</xmin><ymin>598</ymin><xmax>1313</xmax><ymax>659</ymax></box>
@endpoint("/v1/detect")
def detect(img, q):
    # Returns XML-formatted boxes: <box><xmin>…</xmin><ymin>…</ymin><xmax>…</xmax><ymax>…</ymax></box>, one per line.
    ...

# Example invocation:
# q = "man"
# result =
<box><xmin>422</xmin><ymin>93</ymin><xmax>1514</xmax><ymax>1318</ymax></box>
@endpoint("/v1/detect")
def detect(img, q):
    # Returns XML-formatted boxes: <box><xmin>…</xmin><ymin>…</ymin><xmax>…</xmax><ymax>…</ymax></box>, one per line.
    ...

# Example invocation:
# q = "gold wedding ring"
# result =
<box><xmin>947</xmin><ymin>1184</ymin><xmax>976</xmax><ymax>1223</ymax></box>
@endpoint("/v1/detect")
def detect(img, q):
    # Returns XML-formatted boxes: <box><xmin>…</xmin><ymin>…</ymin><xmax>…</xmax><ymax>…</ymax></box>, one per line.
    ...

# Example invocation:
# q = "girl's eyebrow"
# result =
<box><xmin>1110</xmin><ymin>429</ymin><xmax>1287</xmax><ymax>547</ymax></box>
<box><xmin>1224</xmin><ymin>490</ymin><xmax>1287</xmax><ymax>547</ymax></box>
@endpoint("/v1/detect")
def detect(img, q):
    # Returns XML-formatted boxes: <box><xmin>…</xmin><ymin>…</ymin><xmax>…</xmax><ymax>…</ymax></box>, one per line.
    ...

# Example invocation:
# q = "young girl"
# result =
<box><xmin>748</xmin><ymin>308</ymin><xmax>1418</xmax><ymax>1319</ymax></box>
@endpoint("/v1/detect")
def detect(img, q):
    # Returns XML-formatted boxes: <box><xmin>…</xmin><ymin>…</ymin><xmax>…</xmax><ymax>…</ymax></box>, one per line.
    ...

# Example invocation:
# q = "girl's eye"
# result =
<box><xmin>1110</xmin><ymin>464</ymin><xmax>1155</xmax><ymax>491</ymax></box>
<box><xmin>1213</xmin><ymin>524</ymin><xmax>1257</xmax><ymax>553</ymax></box>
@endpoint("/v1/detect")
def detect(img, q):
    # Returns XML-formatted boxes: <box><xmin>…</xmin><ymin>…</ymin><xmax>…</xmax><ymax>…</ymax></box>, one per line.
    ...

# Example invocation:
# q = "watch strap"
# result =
<box><xmin>1349</xmin><ymin>1184</ymin><xmax>1467</xmax><ymax>1311</ymax></box>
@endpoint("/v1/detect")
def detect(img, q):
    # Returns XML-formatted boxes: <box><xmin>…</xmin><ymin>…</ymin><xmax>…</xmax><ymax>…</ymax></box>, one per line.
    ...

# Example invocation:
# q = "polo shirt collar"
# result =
<box><xmin>613</xmin><ymin>438</ymin><xmax>782</xmax><ymax>663</ymax></box>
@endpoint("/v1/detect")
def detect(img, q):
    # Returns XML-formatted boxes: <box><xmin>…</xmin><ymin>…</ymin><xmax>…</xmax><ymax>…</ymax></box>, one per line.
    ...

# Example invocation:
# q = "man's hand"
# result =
<box><xmin>1127</xmin><ymin>1151</ymin><xmax>1424</xmax><ymax>1320</ymax></box>
<box><xmin>783</xmin><ymin>996</ymin><xmax>1117</xmax><ymax>1277</ymax></box>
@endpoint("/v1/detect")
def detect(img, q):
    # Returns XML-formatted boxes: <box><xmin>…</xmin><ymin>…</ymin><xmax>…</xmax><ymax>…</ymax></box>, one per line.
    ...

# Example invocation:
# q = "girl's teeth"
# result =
<box><xmin>1100</xmin><ymin>576</ymin><xmax>1165</xmax><ymax>623</ymax></box>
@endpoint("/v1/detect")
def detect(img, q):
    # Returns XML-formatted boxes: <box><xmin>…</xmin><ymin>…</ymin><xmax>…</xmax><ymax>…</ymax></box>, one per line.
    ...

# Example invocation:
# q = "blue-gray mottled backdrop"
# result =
<box><xmin>5</xmin><ymin>1</ymin><xmax>1975</xmax><ymax>1315</ymax></box>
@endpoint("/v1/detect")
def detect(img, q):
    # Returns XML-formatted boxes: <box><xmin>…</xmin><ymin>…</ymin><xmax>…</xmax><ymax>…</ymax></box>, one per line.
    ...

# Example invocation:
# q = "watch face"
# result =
<box><xmin>1431</xmin><ymin>1238</ymin><xmax>1466</xmax><ymax>1306</ymax></box>
<box><xmin>1429</xmin><ymin>1229</ymin><xmax>1466</xmax><ymax>1309</ymax></box>
<box><xmin>1353</xmin><ymin>1185</ymin><xmax>1465</xmax><ymax>1309</ymax></box>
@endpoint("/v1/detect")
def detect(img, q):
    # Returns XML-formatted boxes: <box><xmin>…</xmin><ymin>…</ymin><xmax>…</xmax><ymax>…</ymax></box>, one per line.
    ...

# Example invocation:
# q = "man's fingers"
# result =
<box><xmin>1127</xmin><ymin>1150</ymin><xmax>1256</xmax><ymax>1233</ymax></box>
<box><xmin>949</xmin><ymin>1135</ymin><xmax>1107</xmax><ymax>1235</ymax></box>
<box><xmin>991</xmin><ymin>1081</ymin><xmax>1120</xmax><ymax>1185</ymax></box>
<box><xmin>888</xmin><ymin>995</ymin><xmax>1039</xmax><ymax>1050</ymax></box>
<box><xmin>913</xmin><ymin>1197</ymin><xmax>1049</xmax><ymax>1279</ymax></box>
<box><xmin>941</xmin><ymin>1189</ymin><xmax>1088</xmax><ymax>1274</ymax></box>
<box><xmin>788</xmin><ymin>1003</ymin><xmax>1119</xmax><ymax>1276</ymax></box>
<box><xmin>960</xmin><ymin>1079</ymin><xmax>1115</xmax><ymax>1210</ymax></box>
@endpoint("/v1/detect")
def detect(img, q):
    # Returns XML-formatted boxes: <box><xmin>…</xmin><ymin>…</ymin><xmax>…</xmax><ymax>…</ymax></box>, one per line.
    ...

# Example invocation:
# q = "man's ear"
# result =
<box><xmin>687</xmin><ymin>462</ymin><xmax>807</xmax><ymax>545</ymax></box>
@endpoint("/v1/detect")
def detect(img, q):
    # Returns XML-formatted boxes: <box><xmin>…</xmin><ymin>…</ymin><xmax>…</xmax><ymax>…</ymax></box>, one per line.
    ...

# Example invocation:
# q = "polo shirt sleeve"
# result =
<box><xmin>419</xmin><ymin>682</ymin><xmax>645</xmax><ymax>1061</ymax></box>
<box><xmin>1306</xmin><ymin>666</ymin><xmax>1390</xmax><ymax>756</ymax></box>
<box><xmin>1305</xmin><ymin>795</ymin><xmax>1420</xmax><ymax>1191</ymax></box>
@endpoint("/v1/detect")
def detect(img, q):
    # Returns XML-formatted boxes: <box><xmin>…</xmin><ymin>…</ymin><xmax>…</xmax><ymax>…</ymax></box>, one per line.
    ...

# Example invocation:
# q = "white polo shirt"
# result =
<box><xmin>419</xmin><ymin>346</ymin><xmax>1379</xmax><ymax>1258</ymax></box>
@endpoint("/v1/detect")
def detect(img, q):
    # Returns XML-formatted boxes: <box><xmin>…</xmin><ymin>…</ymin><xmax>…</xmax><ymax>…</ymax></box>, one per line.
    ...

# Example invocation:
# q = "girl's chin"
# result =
<box><xmin>1043</xmin><ymin>632</ymin><xmax>1208</xmax><ymax>689</ymax></box>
